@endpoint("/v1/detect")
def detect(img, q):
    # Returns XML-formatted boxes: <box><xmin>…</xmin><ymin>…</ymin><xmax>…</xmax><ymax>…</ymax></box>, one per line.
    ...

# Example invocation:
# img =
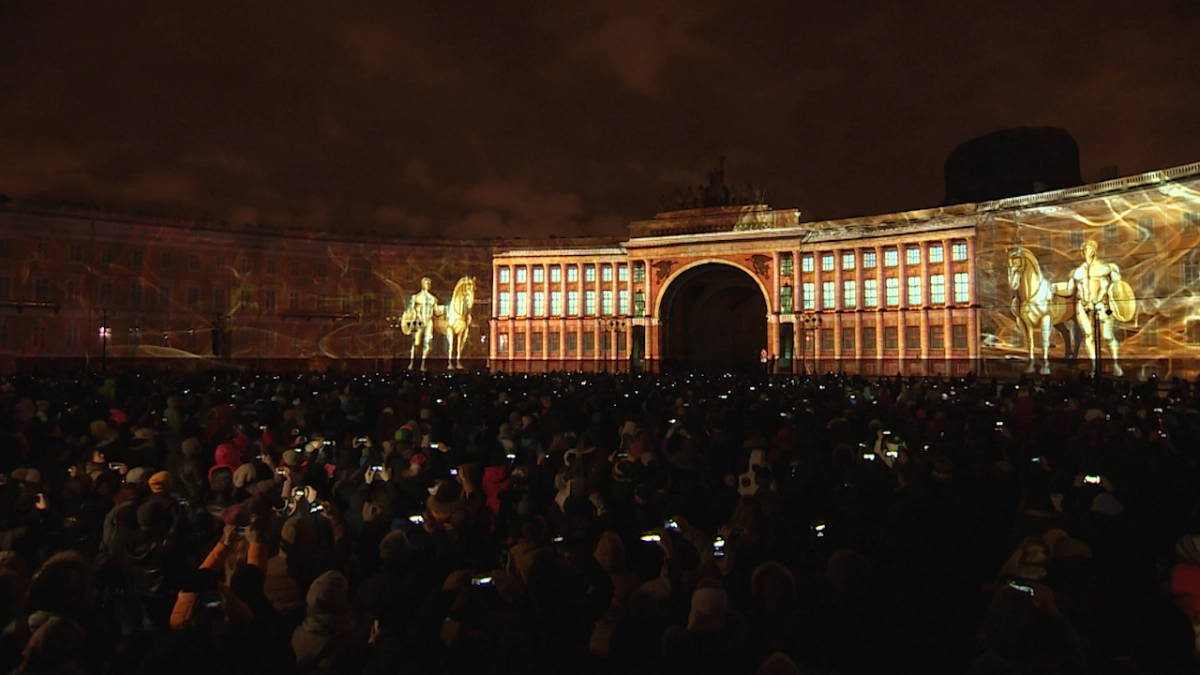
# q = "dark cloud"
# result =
<box><xmin>1</xmin><ymin>0</ymin><xmax>1197</xmax><ymax>237</ymax></box>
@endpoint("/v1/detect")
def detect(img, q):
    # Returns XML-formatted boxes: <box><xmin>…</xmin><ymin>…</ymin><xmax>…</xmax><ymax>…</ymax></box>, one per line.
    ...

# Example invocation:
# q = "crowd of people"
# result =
<box><xmin>1</xmin><ymin>366</ymin><xmax>1200</xmax><ymax>673</ymax></box>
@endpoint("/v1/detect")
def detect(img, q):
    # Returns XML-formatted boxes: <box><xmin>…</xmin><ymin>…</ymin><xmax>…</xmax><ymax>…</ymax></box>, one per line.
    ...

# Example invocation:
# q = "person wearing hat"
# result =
<box><xmin>661</xmin><ymin>580</ymin><xmax>752</xmax><ymax>673</ymax></box>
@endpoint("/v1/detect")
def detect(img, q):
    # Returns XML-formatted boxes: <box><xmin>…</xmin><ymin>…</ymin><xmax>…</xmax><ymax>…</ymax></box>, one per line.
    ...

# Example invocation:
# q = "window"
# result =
<box><xmin>266</xmin><ymin>259</ymin><xmax>276</xmax><ymax>275</ymax></box>
<box><xmin>567</xmin><ymin>266</ymin><xmax>579</xmax><ymax>283</ymax></box>
<box><xmin>952</xmin><ymin>242</ymin><xmax>969</xmax><ymax>261</ymax></box>
<box><xmin>127</xmin><ymin>283</ymin><xmax>141</xmax><ymax>308</ymax></box>
<box><xmin>247</xmin><ymin>290</ymin><xmax>257</xmax><ymax>309</ymax></box>
<box><xmin>885</xmin><ymin>278</ymin><xmax>899</xmax><ymax>307</ymax></box>
<box><xmin>1038</xmin><ymin>232</ymin><xmax>1052</xmax><ymax>250</ymax></box>
<box><xmin>547</xmin><ymin>266</ymin><xmax>561</xmax><ymax>283</ymax></box>
<box><xmin>842</xmin><ymin>328</ymin><xmax>855</xmax><ymax>351</ymax></box>
<box><xmin>929</xmin><ymin>245</ymin><xmax>944</xmax><ymax>263</ymax></box>
<box><xmin>566</xmin><ymin>331</ymin><xmax>578</xmax><ymax>355</ymax></box>
<box><xmin>862</xmin><ymin>325</ymin><xmax>877</xmax><ymax>351</ymax></box>
<box><xmin>531</xmin><ymin>331</ymin><xmax>543</xmax><ymax>354</ymax></box>
<box><xmin>533</xmin><ymin>291</ymin><xmax>545</xmax><ymax>316</ymax></box>
<box><xmin>1185</xmin><ymin>258</ymin><xmax>1200</xmax><ymax>287</ymax></box>
<box><xmin>930</xmin><ymin>274</ymin><xmax>946</xmax><ymax>304</ymax></box>
<box><xmin>385</xmin><ymin>268</ymin><xmax>393</xmax><ymax>281</ymax></box>
<box><xmin>316</xmin><ymin>263</ymin><xmax>327</xmax><ymax>278</ymax></box>
<box><xmin>289</xmin><ymin>292</ymin><xmax>300</xmax><ymax>310</ymax></box>
<box><xmin>1138</xmin><ymin>217</ymin><xmax>1154</xmax><ymax>241</ymax></box>
<box><xmin>907</xmin><ymin>276</ymin><xmax>922</xmax><ymax>306</ymax></box>
<box><xmin>189</xmin><ymin>254</ymin><xmax>200</xmax><ymax>270</ymax></box>
<box><xmin>822</xmin><ymin>254</ymin><xmax>835</xmax><ymax>271</ymax></box>
<box><xmin>602</xmin><ymin>265</ymin><xmax>613</xmax><ymax>282</ymax></box>
<box><xmin>863</xmin><ymin>251</ymin><xmax>877</xmax><ymax>269</ymax></box>
<box><xmin>69</xmin><ymin>244</ymin><xmax>82</xmax><ymax>262</ymax></box>
<box><xmin>842</xmin><ymin>253</ymin><xmax>855</xmax><ymax>270</ymax></box>
<box><xmin>820</xmin><ymin>328</ymin><xmax>834</xmax><ymax>350</ymax></box>
<box><xmin>513</xmin><ymin>332</ymin><xmax>526</xmax><ymax>355</ymax></box>
<box><xmin>66</xmin><ymin>281</ymin><xmax>79</xmax><ymax>301</ymax></box>
<box><xmin>548</xmin><ymin>332</ymin><xmax>561</xmax><ymax>354</ymax></box>
<box><xmin>780</xmin><ymin>285</ymin><xmax>793</xmax><ymax>314</ymax></box>
<box><xmin>0</xmin><ymin>277</ymin><xmax>11</xmax><ymax>301</ymax></box>
<box><xmin>618</xmin><ymin>290</ymin><xmax>630</xmax><ymax>315</ymax></box>
<box><xmin>516</xmin><ymin>291</ymin><xmax>528</xmax><ymax>316</ymax></box>
<box><xmin>497</xmin><ymin>333</ymin><xmax>509</xmax><ymax>355</ymax></box>
<box><xmin>618</xmin><ymin>265</ymin><xmax>628</xmax><ymax>282</ymax></box>
<box><xmin>952</xmin><ymin>324</ymin><xmax>968</xmax><ymax>349</ymax></box>
<box><xmin>1185</xmin><ymin>212</ymin><xmax>1200</xmax><ymax>229</ymax></box>
<box><xmin>551</xmin><ymin>291</ymin><xmax>563</xmax><ymax>315</ymax></box>
<box><xmin>1140</xmin><ymin>269</ymin><xmax>1156</xmax><ymax>295</ymax></box>
<box><xmin>100</xmin><ymin>283</ymin><xmax>115</xmax><ymax>306</ymax></box>
<box><xmin>362</xmin><ymin>295</ymin><xmax>374</xmax><ymax>314</ymax></box>
<box><xmin>214</xmin><ymin>287</ymin><xmax>228</xmax><ymax>312</ymax></box>
<box><xmin>498</xmin><ymin>267</ymin><xmax>510</xmax><ymax>284</ymax></box>
<box><xmin>186</xmin><ymin>287</ymin><xmax>199</xmax><ymax>309</ymax></box>
<box><xmin>843</xmin><ymin>280</ymin><xmax>857</xmax><ymax>309</ymax></box>
<box><xmin>802</xmin><ymin>256</ymin><xmax>814</xmax><ymax>273</ymax></box>
<box><xmin>516</xmin><ymin>267</ymin><xmax>527</xmax><ymax>283</ymax></box>
<box><xmin>1141</xmin><ymin>320</ymin><xmax>1157</xmax><ymax>347</ymax></box>
<box><xmin>0</xmin><ymin>240</ymin><xmax>10</xmax><ymax>258</ymax></box>
<box><xmin>265</xmin><ymin>290</ymin><xmax>277</xmax><ymax>311</ymax></box>
<box><xmin>583</xmin><ymin>331</ymin><xmax>595</xmax><ymax>355</ymax></box>
<box><xmin>802</xmin><ymin>282</ymin><xmax>815</xmax><ymax>310</ymax></box>
<box><xmin>66</xmin><ymin>325</ymin><xmax>79</xmax><ymax>348</ymax></box>
<box><xmin>159</xmin><ymin>286</ymin><xmax>171</xmax><ymax>309</ymax></box>
<box><xmin>568</xmin><ymin>291</ymin><xmax>580</xmax><ymax>315</ymax></box>
<box><xmin>383</xmin><ymin>296</ymin><xmax>393</xmax><ymax>313</ymax></box>
<box><xmin>633</xmin><ymin>263</ymin><xmax>645</xmax><ymax>283</ymax></box>
<box><xmin>864</xmin><ymin>279</ymin><xmax>878</xmax><ymax>308</ymax></box>
<box><xmin>905</xmin><ymin>325</ymin><xmax>920</xmax><ymax>350</ymax></box>
<box><xmin>1104</xmin><ymin>222</ymin><xmax>1119</xmax><ymax>244</ymax></box>
<box><xmin>290</xmin><ymin>260</ymin><xmax>300</xmax><ymax>277</ymax></box>
<box><xmin>315</xmin><ymin>294</ymin><xmax>325</xmax><ymax>311</ymax></box>
<box><xmin>953</xmin><ymin>272</ymin><xmax>970</xmax><ymax>304</ymax></box>
<box><xmin>34</xmin><ymin>279</ymin><xmax>50</xmax><ymax>302</ymax></box>
<box><xmin>617</xmin><ymin>329</ymin><xmax>627</xmax><ymax>354</ymax></box>
<box><xmin>906</xmin><ymin>248</ymin><xmax>921</xmax><ymax>266</ymax></box>
<box><xmin>239</xmin><ymin>258</ymin><xmax>251</xmax><ymax>274</ymax></box>
<box><xmin>601</xmin><ymin>290</ymin><xmax>614</xmax><ymax>315</ymax></box>
<box><xmin>780</xmin><ymin>254</ymin><xmax>793</xmax><ymax>276</ymax></box>
<box><xmin>533</xmin><ymin>266</ymin><xmax>544</xmax><ymax>283</ymax></box>
<box><xmin>929</xmin><ymin>325</ymin><xmax>944</xmax><ymax>350</ymax></box>
<box><xmin>160</xmin><ymin>252</ymin><xmax>172</xmax><ymax>269</ymax></box>
<box><xmin>585</xmin><ymin>266</ymin><xmax>596</xmax><ymax>283</ymax></box>
<box><xmin>822</xmin><ymin>281</ymin><xmax>836</xmax><ymax>309</ymax></box>
<box><xmin>36</xmin><ymin>242</ymin><xmax>50</xmax><ymax>259</ymax></box>
<box><xmin>361</xmin><ymin>263</ymin><xmax>371</xmax><ymax>280</ymax></box>
<box><xmin>585</xmin><ymin>290</ymin><xmax>597</xmax><ymax>315</ymax></box>
<box><xmin>884</xmin><ymin>249</ymin><xmax>899</xmax><ymax>267</ymax></box>
<box><xmin>498</xmin><ymin>291</ymin><xmax>511</xmax><ymax>316</ymax></box>
<box><xmin>101</xmin><ymin>248</ymin><xmax>114</xmax><ymax>264</ymax></box>
<box><xmin>131</xmin><ymin>248</ymin><xmax>144</xmax><ymax>267</ymax></box>
<box><xmin>634</xmin><ymin>291</ymin><xmax>646</xmax><ymax>317</ymax></box>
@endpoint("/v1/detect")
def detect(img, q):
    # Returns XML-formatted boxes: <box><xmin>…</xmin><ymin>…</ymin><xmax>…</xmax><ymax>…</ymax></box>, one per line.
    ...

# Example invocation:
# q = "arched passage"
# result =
<box><xmin>658</xmin><ymin>263</ymin><xmax>768</xmax><ymax>372</ymax></box>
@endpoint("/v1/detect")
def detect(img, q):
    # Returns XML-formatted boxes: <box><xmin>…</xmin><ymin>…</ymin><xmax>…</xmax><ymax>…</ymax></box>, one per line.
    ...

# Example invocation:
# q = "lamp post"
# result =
<box><xmin>603</xmin><ymin>318</ymin><xmax>628</xmax><ymax>373</ymax></box>
<box><xmin>1084</xmin><ymin>304</ymin><xmax>1112</xmax><ymax>377</ymax></box>
<box><xmin>386</xmin><ymin>315</ymin><xmax>404</xmax><ymax>373</ymax></box>
<box><xmin>128</xmin><ymin>325</ymin><xmax>141</xmax><ymax>360</ymax></box>
<box><xmin>799</xmin><ymin>313</ymin><xmax>822</xmax><ymax>377</ymax></box>
<box><xmin>98</xmin><ymin>310</ymin><xmax>111</xmax><ymax>373</ymax></box>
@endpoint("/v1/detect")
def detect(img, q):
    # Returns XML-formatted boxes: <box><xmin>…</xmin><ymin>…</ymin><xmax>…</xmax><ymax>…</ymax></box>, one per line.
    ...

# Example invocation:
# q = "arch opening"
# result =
<box><xmin>659</xmin><ymin>263</ymin><xmax>768</xmax><ymax>372</ymax></box>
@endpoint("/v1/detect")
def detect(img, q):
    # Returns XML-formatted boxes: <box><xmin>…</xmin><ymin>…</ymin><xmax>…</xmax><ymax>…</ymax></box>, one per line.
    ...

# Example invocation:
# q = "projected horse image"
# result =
<box><xmin>435</xmin><ymin>275</ymin><xmax>476</xmax><ymax>370</ymax></box>
<box><xmin>1007</xmin><ymin>247</ymin><xmax>1078</xmax><ymax>374</ymax></box>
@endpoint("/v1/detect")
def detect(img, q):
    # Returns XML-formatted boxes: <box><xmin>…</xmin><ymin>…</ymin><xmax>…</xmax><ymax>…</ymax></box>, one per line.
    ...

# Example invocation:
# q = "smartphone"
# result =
<box><xmin>885</xmin><ymin>450</ymin><xmax>899</xmax><ymax>459</ymax></box>
<box><xmin>1032</xmin><ymin>457</ymin><xmax>1041</xmax><ymax>464</ymax></box>
<box><xmin>640</xmin><ymin>533</ymin><xmax>662</xmax><ymax>542</ymax></box>
<box><xmin>323</xmin><ymin>440</ymin><xmax>333</xmax><ymax>446</ymax></box>
<box><xmin>236</xmin><ymin>527</ymin><xmax>247</xmax><ymax>538</ymax></box>
<box><xmin>862</xmin><ymin>453</ymin><xmax>876</xmax><ymax>462</ymax></box>
<box><xmin>276</xmin><ymin>467</ymin><xmax>287</xmax><ymax>475</ymax></box>
<box><xmin>712</xmin><ymin>537</ymin><xmax>726</xmax><ymax>558</ymax></box>
<box><xmin>664</xmin><ymin>518</ymin><xmax>679</xmax><ymax>531</ymax></box>
<box><xmin>812</xmin><ymin>521</ymin><xmax>827</xmax><ymax>539</ymax></box>
<box><xmin>506</xmin><ymin>453</ymin><xmax>516</xmax><ymax>461</ymax></box>
<box><xmin>200</xmin><ymin>593</ymin><xmax>224</xmax><ymax>609</ymax></box>
<box><xmin>471</xmin><ymin>575</ymin><xmax>494</xmax><ymax>587</ymax></box>
<box><xmin>995</xmin><ymin>421</ymin><xmax>1004</xmax><ymax>427</ymax></box>
<box><xmin>1084</xmin><ymin>475</ymin><xmax>1101</xmax><ymax>485</ymax></box>
<box><xmin>450</xmin><ymin>468</ymin><xmax>459</xmax><ymax>477</ymax></box>
<box><xmin>1008</xmin><ymin>581</ymin><xmax>1035</xmax><ymax>596</ymax></box>
<box><xmin>370</xmin><ymin>465</ymin><xmax>384</xmax><ymax>473</ymax></box>
<box><xmin>310</xmin><ymin>504</ymin><xmax>325</xmax><ymax>513</ymax></box>
<box><xmin>409</xmin><ymin>514</ymin><xmax>425</xmax><ymax>525</ymax></box>
<box><xmin>430</xmin><ymin>443</ymin><xmax>440</xmax><ymax>450</ymax></box>
<box><xmin>108</xmin><ymin>462</ymin><xmax>120</xmax><ymax>470</ymax></box>
<box><xmin>883</xmin><ymin>430</ymin><xmax>891</xmax><ymax>436</ymax></box>
<box><xmin>357</xmin><ymin>437</ymin><xmax>369</xmax><ymax>444</ymax></box>
<box><xmin>552</xmin><ymin>535</ymin><xmax>564</xmax><ymax>544</ymax></box>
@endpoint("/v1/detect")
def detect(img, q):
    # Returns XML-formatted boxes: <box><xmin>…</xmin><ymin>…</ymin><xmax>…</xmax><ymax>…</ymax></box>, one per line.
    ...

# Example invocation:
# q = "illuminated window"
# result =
<box><xmin>585</xmin><ymin>290</ymin><xmax>597</xmax><ymax>315</ymax></box>
<box><xmin>929</xmin><ymin>245</ymin><xmax>943</xmax><ymax>264</ymax></box>
<box><xmin>567</xmin><ymin>291</ymin><xmax>580</xmax><ymax>315</ymax></box>
<box><xmin>822</xmin><ymin>281</ymin><xmax>836</xmax><ymax>309</ymax></box>
<box><xmin>568</xmin><ymin>266</ymin><xmax>579</xmax><ymax>283</ymax></box>
<box><xmin>516</xmin><ymin>291</ymin><xmax>528</xmax><ymax>316</ymax></box>
<box><xmin>952</xmin><ymin>324</ymin><xmax>968</xmax><ymax>349</ymax></box>
<box><xmin>585</xmin><ymin>266</ymin><xmax>596</xmax><ymax>283</ymax></box>
<box><xmin>820</xmin><ymin>328</ymin><xmax>833</xmax><ymax>350</ymax></box>
<box><xmin>566</xmin><ymin>331</ymin><xmax>578</xmax><ymax>355</ymax></box>
<box><xmin>906</xmin><ymin>248</ymin><xmax>920</xmax><ymax>266</ymax></box>
<box><xmin>498</xmin><ymin>291</ymin><xmax>510</xmax><ymax>316</ymax></box>
<box><xmin>548</xmin><ymin>332</ymin><xmax>560</xmax><ymax>354</ymax></box>
<box><xmin>602</xmin><ymin>265</ymin><xmax>613</xmax><ymax>282</ymax></box>
<box><xmin>550</xmin><ymin>291</ymin><xmax>563</xmax><ymax>315</ymax></box>
<box><xmin>101</xmin><ymin>248</ymin><xmax>114</xmax><ymax>264</ymax></box>
<box><xmin>601</xmin><ymin>290</ymin><xmax>614</xmax><ymax>315</ymax></box>
<box><xmin>618</xmin><ymin>290</ymin><xmax>630</xmax><ymax>315</ymax></box>
<box><xmin>633</xmin><ymin>263</ymin><xmax>644</xmax><ymax>283</ymax></box>
<box><xmin>550</xmin><ymin>266</ymin><xmax>562</xmax><ymax>283</ymax></box>
<box><xmin>618</xmin><ymin>265</ymin><xmax>629</xmax><ymax>282</ymax></box>
<box><xmin>843</xmin><ymin>280</ymin><xmax>857</xmax><ymax>309</ymax></box>
<box><xmin>499</xmin><ymin>267</ymin><xmax>510</xmax><ymax>284</ymax></box>
<box><xmin>1138</xmin><ymin>217</ymin><xmax>1154</xmax><ymax>241</ymax></box>
<box><xmin>822</xmin><ymin>254</ymin><xmax>834</xmax><ymax>271</ymax></box>
<box><xmin>266</xmin><ymin>259</ymin><xmax>276</xmax><ymax>274</ymax></box>
<box><xmin>516</xmin><ymin>267</ymin><xmax>527</xmax><ymax>283</ymax></box>
<box><xmin>185</xmin><ymin>287</ymin><xmax>199</xmax><ymax>309</ymax></box>
<box><xmin>633</xmin><ymin>291</ymin><xmax>645</xmax><ymax>317</ymax></box>
<box><xmin>160</xmin><ymin>252</ymin><xmax>172</xmax><ymax>269</ymax></box>
<box><xmin>905</xmin><ymin>325</ymin><xmax>920</xmax><ymax>350</ymax></box>
<box><xmin>1183</xmin><ymin>258</ymin><xmax>1200</xmax><ymax>287</ymax></box>
<box><xmin>863</xmin><ymin>251</ymin><xmax>877</xmax><ymax>269</ymax></box>
<box><xmin>497</xmin><ymin>333</ymin><xmax>509</xmax><ymax>355</ymax></box>
<box><xmin>780</xmin><ymin>254</ymin><xmax>793</xmax><ymax>276</ymax></box>
<box><xmin>953</xmin><ymin>272</ymin><xmax>970</xmax><ymax>304</ymax></box>
<box><xmin>265</xmin><ymin>290</ymin><xmax>277</xmax><ymax>311</ymax></box>
<box><xmin>930</xmin><ymin>274</ymin><xmax>946</xmax><ymax>304</ymax></box>
<box><xmin>842</xmin><ymin>328</ymin><xmax>855</xmax><ymax>351</ymax></box>
<box><xmin>531</xmin><ymin>332</ymin><xmax>543</xmax><ymax>354</ymax></box>
<box><xmin>214</xmin><ymin>287</ymin><xmax>228</xmax><ymax>312</ymax></box>
<box><xmin>127</xmin><ymin>283</ymin><xmax>140</xmax><ymax>308</ymax></box>
<box><xmin>802</xmin><ymin>282</ymin><xmax>815</xmax><ymax>310</ymax></box>
<box><xmin>884</xmin><ymin>249</ymin><xmax>898</xmax><ymax>267</ymax></box>
<box><xmin>885</xmin><ymin>278</ymin><xmax>899</xmax><ymax>307</ymax></box>
<box><xmin>289</xmin><ymin>292</ymin><xmax>300</xmax><ymax>310</ymax></box>
<box><xmin>533</xmin><ymin>266</ymin><xmax>544</xmax><ymax>283</ymax></box>
<box><xmin>863</xmin><ymin>279</ymin><xmax>878</xmax><ymax>308</ymax></box>
<box><xmin>69</xmin><ymin>244</ymin><xmax>82</xmax><ymax>262</ymax></box>
<box><xmin>533</xmin><ymin>291</ymin><xmax>545</xmax><ymax>316</ymax></box>
<box><xmin>842</xmin><ymin>253</ymin><xmax>855</xmax><ymax>270</ymax></box>
<box><xmin>862</xmin><ymin>325</ymin><xmax>876</xmax><ymax>351</ymax></box>
<box><xmin>780</xmin><ymin>285</ymin><xmax>793</xmax><ymax>314</ymax></box>
<box><xmin>907</xmin><ymin>276</ymin><xmax>922</xmax><ymax>306</ymax></box>
<box><xmin>131</xmin><ymin>248</ymin><xmax>144</xmax><ymax>267</ymax></box>
<box><xmin>513</xmin><ymin>332</ymin><xmax>525</xmax><ymax>355</ymax></box>
<box><xmin>802</xmin><ymin>256</ymin><xmax>814</xmax><ymax>273</ymax></box>
<box><xmin>952</xmin><ymin>242</ymin><xmax>969</xmax><ymax>261</ymax></box>
<box><xmin>929</xmin><ymin>325</ymin><xmax>944</xmax><ymax>349</ymax></box>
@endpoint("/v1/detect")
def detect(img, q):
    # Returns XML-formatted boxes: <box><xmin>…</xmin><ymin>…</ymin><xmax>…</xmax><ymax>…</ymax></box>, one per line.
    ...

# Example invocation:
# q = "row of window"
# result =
<box><xmin>804</xmin><ymin>324</ymin><xmax>971</xmax><ymax>351</ymax></box>
<box><xmin>782</xmin><ymin>273</ymin><xmax>971</xmax><ymax>312</ymax></box>
<box><xmin>498</xmin><ymin>263</ymin><xmax>642</xmax><ymax>285</ymax></box>
<box><xmin>496</xmin><ymin>329</ymin><xmax>628</xmax><ymax>356</ymax></box>
<box><xmin>781</xmin><ymin>242</ymin><xmax>969</xmax><ymax>276</ymax></box>
<box><xmin>497</xmin><ymin>289</ymin><xmax>646</xmax><ymax>318</ymax></box>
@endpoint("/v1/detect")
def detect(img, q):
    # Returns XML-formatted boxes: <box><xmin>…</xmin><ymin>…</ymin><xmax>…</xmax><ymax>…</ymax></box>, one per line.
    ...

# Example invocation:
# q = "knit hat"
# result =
<box><xmin>281</xmin><ymin>517</ymin><xmax>317</xmax><ymax>554</ymax></box>
<box><xmin>1177</xmin><ymin>535</ymin><xmax>1200</xmax><ymax>566</ymax></box>
<box><xmin>232</xmin><ymin>464</ymin><xmax>257</xmax><ymax>489</ymax></box>
<box><xmin>220</xmin><ymin>503</ymin><xmax>251</xmax><ymax>526</ymax></box>
<box><xmin>1091</xmin><ymin>492</ymin><xmax>1125</xmax><ymax>516</ymax></box>
<box><xmin>687</xmin><ymin>583</ymin><xmax>729</xmax><ymax>632</ymax></box>
<box><xmin>124</xmin><ymin>467</ymin><xmax>150</xmax><ymax>485</ymax></box>
<box><xmin>293</xmin><ymin>571</ymin><xmax>355</xmax><ymax>664</ymax></box>
<box><xmin>306</xmin><ymin>570</ymin><xmax>351</xmax><ymax>616</ymax></box>
<box><xmin>281</xmin><ymin>449</ymin><xmax>301</xmax><ymax>467</ymax></box>
<box><xmin>148</xmin><ymin>471</ymin><xmax>173</xmax><ymax>494</ymax></box>
<box><xmin>379</xmin><ymin>531</ymin><xmax>410</xmax><ymax>563</ymax></box>
<box><xmin>181</xmin><ymin>437</ymin><xmax>202</xmax><ymax>458</ymax></box>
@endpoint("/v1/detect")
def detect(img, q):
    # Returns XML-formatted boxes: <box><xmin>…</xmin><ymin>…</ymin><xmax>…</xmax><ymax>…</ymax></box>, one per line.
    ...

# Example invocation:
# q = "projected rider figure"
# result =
<box><xmin>1066</xmin><ymin>240</ymin><xmax>1127</xmax><ymax>377</ymax></box>
<box><xmin>404</xmin><ymin>276</ymin><xmax>444</xmax><ymax>371</ymax></box>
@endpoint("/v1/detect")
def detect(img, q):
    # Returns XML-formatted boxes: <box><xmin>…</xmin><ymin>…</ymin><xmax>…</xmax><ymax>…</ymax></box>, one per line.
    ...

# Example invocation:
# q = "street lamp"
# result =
<box><xmin>799</xmin><ymin>313</ymin><xmax>822</xmax><ymax>376</ymax></box>
<box><xmin>128</xmin><ymin>325</ymin><xmax>141</xmax><ymax>358</ymax></box>
<box><xmin>1084</xmin><ymin>304</ymin><xmax>1112</xmax><ymax>376</ymax></box>
<box><xmin>386</xmin><ymin>315</ymin><xmax>404</xmax><ymax>373</ymax></box>
<box><xmin>98</xmin><ymin>311</ymin><xmax>111</xmax><ymax>373</ymax></box>
<box><xmin>602</xmin><ymin>319</ymin><xmax>628</xmax><ymax>373</ymax></box>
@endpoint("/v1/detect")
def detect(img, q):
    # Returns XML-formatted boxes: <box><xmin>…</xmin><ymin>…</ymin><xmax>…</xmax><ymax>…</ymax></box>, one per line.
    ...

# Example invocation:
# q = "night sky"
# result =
<box><xmin>2</xmin><ymin>1</ymin><xmax>1198</xmax><ymax>239</ymax></box>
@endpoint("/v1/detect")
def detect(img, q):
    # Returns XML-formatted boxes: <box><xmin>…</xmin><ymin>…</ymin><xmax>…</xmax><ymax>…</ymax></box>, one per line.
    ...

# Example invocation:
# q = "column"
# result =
<box><xmin>813</xmin><ymin>251</ymin><xmax>823</xmax><ymax>370</ymax></box>
<box><xmin>919</xmin><ymin>241</ymin><xmax>930</xmax><ymax>375</ymax></box>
